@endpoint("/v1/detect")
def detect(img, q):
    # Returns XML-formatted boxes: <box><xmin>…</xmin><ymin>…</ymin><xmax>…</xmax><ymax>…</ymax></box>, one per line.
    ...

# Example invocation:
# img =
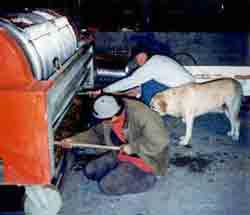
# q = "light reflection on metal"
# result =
<box><xmin>0</xmin><ymin>9</ymin><xmax>95</xmax><ymax>184</ymax></box>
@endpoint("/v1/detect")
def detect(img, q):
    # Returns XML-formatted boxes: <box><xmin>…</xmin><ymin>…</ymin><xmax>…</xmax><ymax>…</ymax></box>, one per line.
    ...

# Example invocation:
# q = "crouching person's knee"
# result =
<box><xmin>98</xmin><ymin>163</ymin><xmax>157</xmax><ymax>195</ymax></box>
<box><xmin>83</xmin><ymin>162</ymin><xmax>102</xmax><ymax>181</ymax></box>
<box><xmin>84</xmin><ymin>153</ymin><xmax>118</xmax><ymax>181</ymax></box>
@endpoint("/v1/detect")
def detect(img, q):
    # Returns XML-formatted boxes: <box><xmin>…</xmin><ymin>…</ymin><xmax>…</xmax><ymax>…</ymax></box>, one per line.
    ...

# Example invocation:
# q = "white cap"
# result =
<box><xmin>93</xmin><ymin>95</ymin><xmax>122</xmax><ymax>119</ymax></box>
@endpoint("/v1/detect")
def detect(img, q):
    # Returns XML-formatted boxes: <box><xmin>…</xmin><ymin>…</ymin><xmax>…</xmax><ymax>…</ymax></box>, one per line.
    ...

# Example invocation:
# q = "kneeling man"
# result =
<box><xmin>57</xmin><ymin>94</ymin><xmax>169</xmax><ymax>195</ymax></box>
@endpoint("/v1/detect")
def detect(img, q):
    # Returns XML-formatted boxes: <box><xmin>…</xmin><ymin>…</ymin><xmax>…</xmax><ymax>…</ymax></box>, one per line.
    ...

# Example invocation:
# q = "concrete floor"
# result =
<box><xmin>58</xmin><ymin>111</ymin><xmax>250</xmax><ymax>215</ymax></box>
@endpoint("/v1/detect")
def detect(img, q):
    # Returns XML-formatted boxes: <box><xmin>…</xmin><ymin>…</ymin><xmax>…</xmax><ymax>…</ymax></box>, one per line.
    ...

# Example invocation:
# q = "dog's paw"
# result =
<box><xmin>227</xmin><ymin>130</ymin><xmax>233</xmax><ymax>137</ymax></box>
<box><xmin>232</xmin><ymin>135</ymin><xmax>239</xmax><ymax>142</ymax></box>
<box><xmin>178</xmin><ymin>136</ymin><xmax>190</xmax><ymax>146</ymax></box>
<box><xmin>179</xmin><ymin>136</ymin><xmax>185</xmax><ymax>141</ymax></box>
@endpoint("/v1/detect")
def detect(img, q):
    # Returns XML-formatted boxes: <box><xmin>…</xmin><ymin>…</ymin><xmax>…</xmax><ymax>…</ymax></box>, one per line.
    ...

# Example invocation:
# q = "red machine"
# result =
<box><xmin>0</xmin><ymin>9</ymin><xmax>95</xmax><ymax>184</ymax></box>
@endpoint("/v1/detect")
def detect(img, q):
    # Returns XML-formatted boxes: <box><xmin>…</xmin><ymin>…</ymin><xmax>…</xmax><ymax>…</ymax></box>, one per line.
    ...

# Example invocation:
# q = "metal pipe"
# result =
<box><xmin>54</xmin><ymin>141</ymin><xmax>121</xmax><ymax>151</ymax></box>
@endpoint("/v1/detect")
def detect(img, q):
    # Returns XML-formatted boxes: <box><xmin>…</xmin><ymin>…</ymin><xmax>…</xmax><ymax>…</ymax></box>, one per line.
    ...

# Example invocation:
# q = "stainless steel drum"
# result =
<box><xmin>0</xmin><ymin>8</ymin><xmax>95</xmax><ymax>185</ymax></box>
<box><xmin>0</xmin><ymin>9</ymin><xmax>78</xmax><ymax>80</ymax></box>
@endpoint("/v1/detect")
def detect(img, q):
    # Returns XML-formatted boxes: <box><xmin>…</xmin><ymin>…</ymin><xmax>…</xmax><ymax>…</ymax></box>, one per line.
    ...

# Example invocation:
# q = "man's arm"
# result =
<box><xmin>87</xmin><ymin>87</ymin><xmax>141</xmax><ymax>98</ymax></box>
<box><xmin>103</xmin><ymin>65</ymin><xmax>152</xmax><ymax>93</ymax></box>
<box><xmin>112</xmin><ymin>87</ymin><xmax>141</xmax><ymax>98</ymax></box>
<box><xmin>56</xmin><ymin>124</ymin><xmax>104</xmax><ymax>149</ymax></box>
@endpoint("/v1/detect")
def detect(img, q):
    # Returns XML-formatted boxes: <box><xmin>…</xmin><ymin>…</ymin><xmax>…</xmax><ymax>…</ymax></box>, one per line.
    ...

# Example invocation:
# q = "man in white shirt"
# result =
<box><xmin>92</xmin><ymin>46</ymin><xmax>196</xmax><ymax>105</ymax></box>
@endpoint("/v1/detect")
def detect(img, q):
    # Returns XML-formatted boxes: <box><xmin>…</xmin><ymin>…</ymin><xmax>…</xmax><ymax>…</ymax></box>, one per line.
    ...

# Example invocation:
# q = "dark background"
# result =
<box><xmin>2</xmin><ymin>0</ymin><xmax>250</xmax><ymax>31</ymax></box>
<box><xmin>0</xmin><ymin>186</ymin><xmax>25</xmax><ymax>212</ymax></box>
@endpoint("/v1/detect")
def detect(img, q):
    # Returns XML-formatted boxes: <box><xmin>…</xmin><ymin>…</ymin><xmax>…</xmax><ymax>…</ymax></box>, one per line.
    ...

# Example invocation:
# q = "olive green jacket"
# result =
<box><xmin>70</xmin><ymin>98</ymin><xmax>170</xmax><ymax>176</ymax></box>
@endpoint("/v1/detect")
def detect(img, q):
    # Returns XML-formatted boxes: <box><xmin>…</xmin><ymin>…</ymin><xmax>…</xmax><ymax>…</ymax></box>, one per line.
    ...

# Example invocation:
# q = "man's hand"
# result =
<box><xmin>120</xmin><ymin>144</ymin><xmax>133</xmax><ymax>155</ymax></box>
<box><xmin>55</xmin><ymin>138</ymin><xmax>73</xmax><ymax>149</ymax></box>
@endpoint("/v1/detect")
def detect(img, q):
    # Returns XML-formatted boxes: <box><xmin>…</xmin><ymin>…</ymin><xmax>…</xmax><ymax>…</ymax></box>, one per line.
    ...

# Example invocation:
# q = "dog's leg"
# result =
<box><xmin>233</xmin><ymin>95</ymin><xmax>242</xmax><ymax>141</ymax></box>
<box><xmin>226</xmin><ymin>97</ymin><xmax>241</xmax><ymax>141</ymax></box>
<box><xmin>230</xmin><ymin>109</ymin><xmax>241</xmax><ymax>141</ymax></box>
<box><xmin>224</xmin><ymin>108</ymin><xmax>234</xmax><ymax>137</ymax></box>
<box><xmin>233</xmin><ymin>119</ymin><xmax>240</xmax><ymax>141</ymax></box>
<box><xmin>179</xmin><ymin>114</ymin><xmax>194</xmax><ymax>146</ymax></box>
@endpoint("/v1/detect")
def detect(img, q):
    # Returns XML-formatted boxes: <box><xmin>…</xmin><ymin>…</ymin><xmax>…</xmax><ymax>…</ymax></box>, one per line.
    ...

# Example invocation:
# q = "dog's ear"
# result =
<box><xmin>158</xmin><ymin>100</ymin><xmax>168</xmax><ymax>112</ymax></box>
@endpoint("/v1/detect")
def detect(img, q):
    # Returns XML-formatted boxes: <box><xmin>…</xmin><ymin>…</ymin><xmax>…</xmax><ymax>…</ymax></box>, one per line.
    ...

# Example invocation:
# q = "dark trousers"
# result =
<box><xmin>83</xmin><ymin>152</ymin><xmax>157</xmax><ymax>195</ymax></box>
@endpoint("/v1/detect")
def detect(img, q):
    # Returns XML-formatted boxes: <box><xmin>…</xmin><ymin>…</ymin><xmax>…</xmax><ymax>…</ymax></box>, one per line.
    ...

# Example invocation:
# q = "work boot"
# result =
<box><xmin>83</xmin><ymin>152</ymin><xmax>118</xmax><ymax>181</ymax></box>
<box><xmin>98</xmin><ymin>162</ymin><xmax>157</xmax><ymax>195</ymax></box>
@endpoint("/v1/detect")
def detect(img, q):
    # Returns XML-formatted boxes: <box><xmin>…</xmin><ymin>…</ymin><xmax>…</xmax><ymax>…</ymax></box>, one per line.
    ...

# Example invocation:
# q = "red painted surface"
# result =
<box><xmin>0</xmin><ymin>28</ymin><xmax>54</xmax><ymax>184</ymax></box>
<box><xmin>0</xmin><ymin>28</ymin><xmax>34</xmax><ymax>89</ymax></box>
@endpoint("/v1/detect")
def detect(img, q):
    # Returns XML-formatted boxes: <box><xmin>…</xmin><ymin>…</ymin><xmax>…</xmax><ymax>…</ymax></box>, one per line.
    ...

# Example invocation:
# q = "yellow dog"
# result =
<box><xmin>150</xmin><ymin>78</ymin><xmax>243</xmax><ymax>146</ymax></box>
